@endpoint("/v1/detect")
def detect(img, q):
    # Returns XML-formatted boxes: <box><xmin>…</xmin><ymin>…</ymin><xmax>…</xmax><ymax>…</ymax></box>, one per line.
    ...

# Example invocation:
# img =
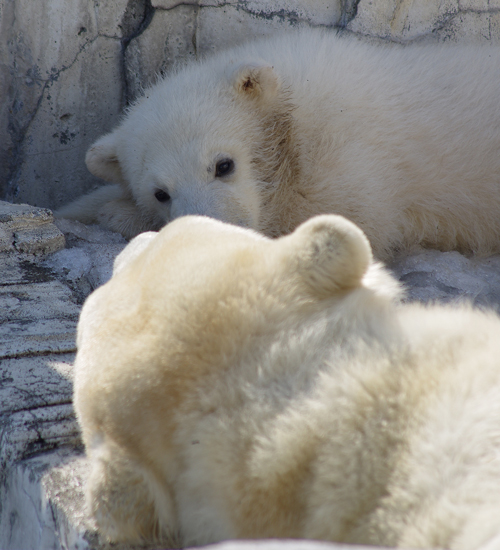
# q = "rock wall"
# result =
<box><xmin>1</xmin><ymin>0</ymin><xmax>499</xmax><ymax>211</ymax></box>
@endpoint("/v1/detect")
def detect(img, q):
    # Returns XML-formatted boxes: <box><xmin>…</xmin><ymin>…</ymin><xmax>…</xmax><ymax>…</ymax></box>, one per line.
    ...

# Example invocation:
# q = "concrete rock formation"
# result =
<box><xmin>0</xmin><ymin>201</ymin><xmax>65</xmax><ymax>255</ymax></box>
<box><xmin>0</xmin><ymin>201</ymin><xmax>125</xmax><ymax>548</ymax></box>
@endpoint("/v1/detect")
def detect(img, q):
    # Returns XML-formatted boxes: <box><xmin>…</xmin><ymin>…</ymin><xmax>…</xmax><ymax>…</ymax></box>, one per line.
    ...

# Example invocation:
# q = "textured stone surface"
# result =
<box><xmin>0</xmin><ymin>201</ymin><xmax>65</xmax><ymax>255</ymax></box>
<box><xmin>123</xmin><ymin>5</ymin><xmax>198</xmax><ymax>101</ymax></box>
<box><xmin>0</xmin><ymin>449</ymin><xmax>150</xmax><ymax>550</ymax></box>
<box><xmin>45</xmin><ymin>218</ymin><xmax>127</xmax><ymax>303</ymax></box>
<box><xmin>391</xmin><ymin>249</ymin><xmax>500</xmax><ymax>308</ymax></box>
<box><xmin>0</xmin><ymin>283</ymin><xmax>78</xmax><ymax>358</ymax></box>
<box><xmin>0</xmin><ymin>203</ymin><xmax>115</xmax><ymax>548</ymax></box>
<box><xmin>348</xmin><ymin>0</ymin><xmax>500</xmax><ymax>42</ymax></box>
<box><xmin>0</xmin><ymin>0</ymin><xmax>147</xmax><ymax>208</ymax></box>
<box><xmin>0</xmin><ymin>210</ymin><xmax>78</xmax><ymax>470</ymax></box>
<box><xmin>193</xmin><ymin>1</ymin><xmax>342</xmax><ymax>56</ymax></box>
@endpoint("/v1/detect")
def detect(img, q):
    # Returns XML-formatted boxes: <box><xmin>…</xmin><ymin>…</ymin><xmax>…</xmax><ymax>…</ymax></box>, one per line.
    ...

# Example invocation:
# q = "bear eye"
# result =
<box><xmin>215</xmin><ymin>158</ymin><xmax>235</xmax><ymax>178</ymax></box>
<box><xmin>154</xmin><ymin>189</ymin><xmax>171</xmax><ymax>203</ymax></box>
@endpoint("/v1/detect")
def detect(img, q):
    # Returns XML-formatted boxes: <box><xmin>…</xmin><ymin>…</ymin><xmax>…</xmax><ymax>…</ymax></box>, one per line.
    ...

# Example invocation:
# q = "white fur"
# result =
<box><xmin>58</xmin><ymin>29</ymin><xmax>500</xmax><ymax>259</ymax></box>
<box><xmin>74</xmin><ymin>214</ymin><xmax>500</xmax><ymax>548</ymax></box>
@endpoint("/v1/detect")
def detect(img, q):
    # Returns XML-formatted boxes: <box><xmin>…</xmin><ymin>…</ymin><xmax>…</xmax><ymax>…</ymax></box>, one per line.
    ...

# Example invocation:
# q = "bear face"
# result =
<box><xmin>76</xmin><ymin>60</ymin><xmax>301</xmax><ymax>240</ymax></box>
<box><xmin>74</xmin><ymin>214</ymin><xmax>400</xmax><ymax>545</ymax></box>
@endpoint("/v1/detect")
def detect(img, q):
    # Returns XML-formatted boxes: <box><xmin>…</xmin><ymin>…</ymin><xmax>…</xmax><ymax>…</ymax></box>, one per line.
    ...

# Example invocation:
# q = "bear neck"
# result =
<box><xmin>254</xmin><ymin>97</ymin><xmax>317</xmax><ymax>237</ymax></box>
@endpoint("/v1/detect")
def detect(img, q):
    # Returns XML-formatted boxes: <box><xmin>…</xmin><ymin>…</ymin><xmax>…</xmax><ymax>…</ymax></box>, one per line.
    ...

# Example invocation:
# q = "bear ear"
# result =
<box><xmin>86</xmin><ymin>133</ymin><xmax>124</xmax><ymax>184</ymax></box>
<box><xmin>231</xmin><ymin>62</ymin><xmax>280</xmax><ymax>103</ymax></box>
<box><xmin>285</xmin><ymin>215</ymin><xmax>373</xmax><ymax>297</ymax></box>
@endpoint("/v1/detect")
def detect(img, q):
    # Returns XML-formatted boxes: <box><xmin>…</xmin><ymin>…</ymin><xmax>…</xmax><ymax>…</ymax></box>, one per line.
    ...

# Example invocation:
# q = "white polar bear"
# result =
<box><xmin>57</xmin><ymin>28</ymin><xmax>500</xmax><ymax>260</ymax></box>
<box><xmin>74</xmin><ymin>214</ymin><xmax>500</xmax><ymax>549</ymax></box>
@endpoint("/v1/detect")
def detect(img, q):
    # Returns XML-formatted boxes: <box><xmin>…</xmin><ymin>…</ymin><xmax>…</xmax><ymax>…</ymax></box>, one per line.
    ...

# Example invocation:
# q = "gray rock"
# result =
<box><xmin>0</xmin><ymin>285</ymin><xmax>78</xmax><ymax>358</ymax></box>
<box><xmin>0</xmin><ymin>201</ymin><xmax>65</xmax><ymax>255</ymax></box>
<box><xmin>0</xmin><ymin>449</ymin><xmax>92</xmax><ymax>550</ymax></box>
<box><xmin>390</xmin><ymin>249</ymin><xmax>500</xmax><ymax>309</ymax></box>
<box><xmin>347</xmin><ymin>0</ymin><xmax>500</xmax><ymax>43</ymax></box>
<box><xmin>0</xmin><ymin>0</ymin><xmax>132</xmax><ymax>207</ymax></box>
<box><xmin>123</xmin><ymin>5</ymin><xmax>198</xmax><ymax>102</ymax></box>
<box><xmin>193</xmin><ymin>1</ymin><xmax>342</xmax><ymax>57</ymax></box>
<box><xmin>0</xmin><ymin>352</ymin><xmax>81</xmax><ymax>543</ymax></box>
<box><xmin>45</xmin><ymin>219</ymin><xmax>127</xmax><ymax>303</ymax></box>
<box><xmin>0</xmin><ymin>203</ymin><xmax>85</xmax><ymax>547</ymax></box>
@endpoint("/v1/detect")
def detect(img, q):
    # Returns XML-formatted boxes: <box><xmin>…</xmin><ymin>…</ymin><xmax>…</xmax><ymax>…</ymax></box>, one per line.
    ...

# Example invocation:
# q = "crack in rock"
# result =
<box><xmin>121</xmin><ymin>0</ymin><xmax>156</xmax><ymax>106</ymax></box>
<box><xmin>156</xmin><ymin>1</ymin><xmax>337</xmax><ymax>27</ymax></box>
<box><xmin>339</xmin><ymin>0</ymin><xmax>361</xmax><ymax>27</ymax></box>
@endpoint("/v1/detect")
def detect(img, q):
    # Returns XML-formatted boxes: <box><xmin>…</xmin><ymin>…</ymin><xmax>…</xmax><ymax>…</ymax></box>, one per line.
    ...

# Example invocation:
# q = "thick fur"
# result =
<box><xmin>74</xmin><ymin>214</ymin><xmax>500</xmax><ymax>549</ymax></box>
<box><xmin>57</xmin><ymin>29</ymin><xmax>500</xmax><ymax>259</ymax></box>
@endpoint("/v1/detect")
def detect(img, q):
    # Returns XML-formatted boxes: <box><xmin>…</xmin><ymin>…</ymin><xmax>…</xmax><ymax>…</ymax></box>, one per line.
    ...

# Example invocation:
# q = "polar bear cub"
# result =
<box><xmin>74</xmin><ymin>214</ymin><xmax>500</xmax><ymax>549</ymax></box>
<box><xmin>58</xmin><ymin>28</ymin><xmax>500</xmax><ymax>259</ymax></box>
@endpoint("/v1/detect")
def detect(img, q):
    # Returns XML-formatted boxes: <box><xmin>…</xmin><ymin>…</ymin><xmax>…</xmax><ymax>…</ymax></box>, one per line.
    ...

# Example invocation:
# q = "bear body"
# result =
<box><xmin>74</xmin><ymin>214</ymin><xmax>500</xmax><ymax>549</ymax></box>
<box><xmin>58</xmin><ymin>29</ymin><xmax>500</xmax><ymax>259</ymax></box>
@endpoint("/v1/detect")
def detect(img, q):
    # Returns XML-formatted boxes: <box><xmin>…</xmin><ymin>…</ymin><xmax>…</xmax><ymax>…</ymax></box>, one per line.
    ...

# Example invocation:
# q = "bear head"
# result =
<box><xmin>73</xmin><ymin>214</ymin><xmax>401</xmax><ymax>543</ymax></box>
<box><xmin>85</xmin><ymin>60</ymin><xmax>300</xmax><ymax>239</ymax></box>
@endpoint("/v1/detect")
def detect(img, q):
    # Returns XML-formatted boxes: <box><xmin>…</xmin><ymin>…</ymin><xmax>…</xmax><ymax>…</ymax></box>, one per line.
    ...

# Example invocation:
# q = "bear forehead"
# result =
<box><xmin>117</xmin><ymin>101</ymin><xmax>260</xmax><ymax>186</ymax></box>
<box><xmin>126</xmin><ymin>70</ymin><xmax>243</xmax><ymax>136</ymax></box>
<box><xmin>119</xmin><ymin>66</ymin><xmax>262</xmax><ymax>163</ymax></box>
<box><xmin>105</xmin><ymin>216</ymin><xmax>318</xmax><ymax>350</ymax></box>
<box><xmin>152</xmin><ymin>215</ymin><xmax>268</xmax><ymax>262</ymax></box>
<box><xmin>118</xmin><ymin>217</ymin><xmax>276</xmax><ymax>302</ymax></box>
<box><xmin>84</xmin><ymin>218</ymin><xmax>299</xmax><ymax>382</ymax></box>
